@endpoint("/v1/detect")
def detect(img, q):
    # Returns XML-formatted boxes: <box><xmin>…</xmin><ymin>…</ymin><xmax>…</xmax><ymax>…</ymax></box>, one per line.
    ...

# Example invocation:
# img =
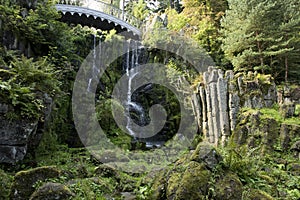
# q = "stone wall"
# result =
<box><xmin>193</xmin><ymin>67</ymin><xmax>278</xmax><ymax>146</ymax></box>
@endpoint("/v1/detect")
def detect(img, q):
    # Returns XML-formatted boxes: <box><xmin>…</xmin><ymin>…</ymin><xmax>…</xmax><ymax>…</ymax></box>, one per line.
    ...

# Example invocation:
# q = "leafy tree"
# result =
<box><xmin>166</xmin><ymin>0</ymin><xmax>228</xmax><ymax>66</ymax></box>
<box><xmin>126</xmin><ymin>0</ymin><xmax>149</xmax><ymax>21</ymax></box>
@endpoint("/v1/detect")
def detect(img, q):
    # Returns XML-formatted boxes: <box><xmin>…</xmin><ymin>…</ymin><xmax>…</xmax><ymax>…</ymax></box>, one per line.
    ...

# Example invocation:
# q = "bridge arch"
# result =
<box><xmin>56</xmin><ymin>0</ymin><xmax>142</xmax><ymax>39</ymax></box>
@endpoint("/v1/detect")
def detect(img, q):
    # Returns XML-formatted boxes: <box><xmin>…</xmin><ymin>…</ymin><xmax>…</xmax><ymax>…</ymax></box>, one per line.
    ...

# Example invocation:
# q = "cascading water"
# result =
<box><xmin>87</xmin><ymin>36</ymin><xmax>169</xmax><ymax>148</ymax></box>
<box><xmin>125</xmin><ymin>40</ymin><xmax>144</xmax><ymax>138</ymax></box>
<box><xmin>88</xmin><ymin>34</ymin><xmax>100</xmax><ymax>92</ymax></box>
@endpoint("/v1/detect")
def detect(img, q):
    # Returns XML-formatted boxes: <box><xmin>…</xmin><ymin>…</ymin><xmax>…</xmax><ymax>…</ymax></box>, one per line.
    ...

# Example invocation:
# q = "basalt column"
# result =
<box><xmin>202</xmin><ymin>67</ymin><xmax>230</xmax><ymax>146</ymax></box>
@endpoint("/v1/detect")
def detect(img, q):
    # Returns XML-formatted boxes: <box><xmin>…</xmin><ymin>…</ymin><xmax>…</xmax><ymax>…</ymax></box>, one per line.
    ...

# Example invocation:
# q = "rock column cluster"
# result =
<box><xmin>194</xmin><ymin>67</ymin><xmax>278</xmax><ymax>146</ymax></box>
<box><xmin>198</xmin><ymin>67</ymin><xmax>231</xmax><ymax>146</ymax></box>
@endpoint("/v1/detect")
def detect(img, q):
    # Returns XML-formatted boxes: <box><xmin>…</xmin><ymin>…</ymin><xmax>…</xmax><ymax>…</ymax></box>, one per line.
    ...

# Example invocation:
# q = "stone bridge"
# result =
<box><xmin>56</xmin><ymin>0</ymin><xmax>142</xmax><ymax>39</ymax></box>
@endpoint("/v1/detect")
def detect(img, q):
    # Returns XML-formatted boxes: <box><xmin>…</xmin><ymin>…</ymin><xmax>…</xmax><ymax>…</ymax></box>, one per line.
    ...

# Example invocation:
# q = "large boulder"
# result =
<box><xmin>30</xmin><ymin>182</ymin><xmax>74</xmax><ymax>200</ymax></box>
<box><xmin>10</xmin><ymin>166</ymin><xmax>60</xmax><ymax>200</ymax></box>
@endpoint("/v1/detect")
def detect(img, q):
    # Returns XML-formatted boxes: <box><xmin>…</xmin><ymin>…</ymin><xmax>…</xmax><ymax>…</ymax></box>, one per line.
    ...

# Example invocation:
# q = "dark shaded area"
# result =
<box><xmin>59</xmin><ymin>12</ymin><xmax>139</xmax><ymax>40</ymax></box>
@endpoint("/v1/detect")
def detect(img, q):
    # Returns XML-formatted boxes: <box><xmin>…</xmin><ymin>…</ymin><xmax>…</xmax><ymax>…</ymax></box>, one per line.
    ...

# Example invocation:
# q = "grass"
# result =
<box><xmin>260</xmin><ymin>105</ymin><xmax>300</xmax><ymax>126</ymax></box>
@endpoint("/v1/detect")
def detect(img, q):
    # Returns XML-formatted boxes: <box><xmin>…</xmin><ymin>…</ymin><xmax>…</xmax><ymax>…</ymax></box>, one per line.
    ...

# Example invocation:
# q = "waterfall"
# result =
<box><xmin>125</xmin><ymin>40</ymin><xmax>140</xmax><ymax>137</ymax></box>
<box><xmin>87</xmin><ymin>34</ymin><xmax>100</xmax><ymax>92</ymax></box>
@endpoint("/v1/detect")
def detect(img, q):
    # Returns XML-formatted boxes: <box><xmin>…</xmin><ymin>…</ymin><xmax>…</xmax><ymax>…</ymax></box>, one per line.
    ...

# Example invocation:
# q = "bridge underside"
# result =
<box><xmin>59</xmin><ymin>12</ymin><xmax>139</xmax><ymax>40</ymax></box>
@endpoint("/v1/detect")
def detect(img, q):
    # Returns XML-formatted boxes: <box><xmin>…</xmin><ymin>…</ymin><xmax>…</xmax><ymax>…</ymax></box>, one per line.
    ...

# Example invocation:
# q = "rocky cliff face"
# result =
<box><xmin>193</xmin><ymin>67</ymin><xmax>279</xmax><ymax>146</ymax></box>
<box><xmin>0</xmin><ymin>94</ymin><xmax>52</xmax><ymax>164</ymax></box>
<box><xmin>0</xmin><ymin>105</ymin><xmax>38</xmax><ymax>164</ymax></box>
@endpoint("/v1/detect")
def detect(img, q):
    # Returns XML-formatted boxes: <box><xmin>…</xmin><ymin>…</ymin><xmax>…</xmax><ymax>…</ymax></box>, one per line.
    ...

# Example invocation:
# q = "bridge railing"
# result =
<box><xmin>57</xmin><ymin>0</ymin><xmax>142</xmax><ymax>29</ymax></box>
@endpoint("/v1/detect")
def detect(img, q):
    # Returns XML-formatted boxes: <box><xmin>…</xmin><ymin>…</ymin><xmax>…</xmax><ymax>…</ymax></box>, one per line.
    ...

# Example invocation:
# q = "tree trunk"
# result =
<box><xmin>170</xmin><ymin>0</ymin><xmax>174</xmax><ymax>8</ymax></box>
<box><xmin>285</xmin><ymin>55</ymin><xmax>288</xmax><ymax>83</ymax></box>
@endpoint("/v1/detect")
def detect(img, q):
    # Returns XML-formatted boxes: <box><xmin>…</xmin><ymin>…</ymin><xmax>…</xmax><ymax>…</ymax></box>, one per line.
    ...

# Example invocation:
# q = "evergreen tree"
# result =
<box><xmin>221</xmin><ymin>0</ymin><xmax>300</xmax><ymax>82</ymax></box>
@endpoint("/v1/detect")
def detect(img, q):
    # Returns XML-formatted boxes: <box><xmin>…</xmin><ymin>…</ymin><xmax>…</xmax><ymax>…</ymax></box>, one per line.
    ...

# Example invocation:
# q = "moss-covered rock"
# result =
<box><xmin>290</xmin><ymin>140</ymin><xmax>300</xmax><ymax>159</ymax></box>
<box><xmin>280</xmin><ymin>124</ymin><xmax>300</xmax><ymax>150</ymax></box>
<box><xmin>67</xmin><ymin>177</ymin><xmax>115</xmax><ymax>198</ymax></box>
<box><xmin>10</xmin><ymin>166</ymin><xmax>60</xmax><ymax>200</ymax></box>
<box><xmin>190</xmin><ymin>141</ymin><xmax>223</xmax><ymax>170</ymax></box>
<box><xmin>280</xmin><ymin>103</ymin><xmax>295</xmax><ymax>118</ymax></box>
<box><xmin>233</xmin><ymin>109</ymin><xmax>280</xmax><ymax>154</ymax></box>
<box><xmin>0</xmin><ymin>169</ymin><xmax>13</xmax><ymax>199</ymax></box>
<box><xmin>166</xmin><ymin>172</ymin><xmax>182</xmax><ymax>199</ymax></box>
<box><xmin>173</xmin><ymin>161</ymin><xmax>211</xmax><ymax>200</ymax></box>
<box><xmin>244</xmin><ymin>189</ymin><xmax>274</xmax><ymax>200</ymax></box>
<box><xmin>94</xmin><ymin>164</ymin><xmax>119</xmax><ymax>179</ymax></box>
<box><xmin>260</xmin><ymin>118</ymin><xmax>278</xmax><ymax>153</ymax></box>
<box><xmin>150</xmin><ymin>169</ymin><xmax>168</xmax><ymax>200</ymax></box>
<box><xmin>214</xmin><ymin>172</ymin><xmax>243</xmax><ymax>200</ymax></box>
<box><xmin>29</xmin><ymin>182</ymin><xmax>74</xmax><ymax>200</ymax></box>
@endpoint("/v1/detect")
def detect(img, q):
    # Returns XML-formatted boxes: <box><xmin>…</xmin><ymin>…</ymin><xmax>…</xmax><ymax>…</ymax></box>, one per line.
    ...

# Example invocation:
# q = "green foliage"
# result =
<box><xmin>166</xmin><ymin>0</ymin><xmax>228</xmax><ymax>66</ymax></box>
<box><xmin>68</xmin><ymin>178</ymin><xmax>110</xmax><ymax>199</ymax></box>
<box><xmin>0</xmin><ymin>55</ymin><xmax>60</xmax><ymax>118</ymax></box>
<box><xmin>219</xmin><ymin>139</ymin><xmax>300</xmax><ymax>199</ymax></box>
<box><xmin>260</xmin><ymin>106</ymin><xmax>300</xmax><ymax>126</ymax></box>
<box><xmin>0</xmin><ymin>169</ymin><xmax>13</xmax><ymax>199</ymax></box>
<box><xmin>166</xmin><ymin>9</ymin><xmax>190</xmax><ymax>32</ymax></box>
<box><xmin>96</xmin><ymin>98</ymin><xmax>132</xmax><ymax>149</ymax></box>
<box><xmin>126</xmin><ymin>0</ymin><xmax>149</xmax><ymax>21</ymax></box>
<box><xmin>295</xmin><ymin>104</ymin><xmax>300</xmax><ymax>116</ymax></box>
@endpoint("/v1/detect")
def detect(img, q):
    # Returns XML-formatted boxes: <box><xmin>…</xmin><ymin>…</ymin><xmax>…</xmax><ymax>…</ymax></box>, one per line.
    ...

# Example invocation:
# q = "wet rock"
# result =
<box><xmin>214</xmin><ymin>173</ymin><xmax>243</xmax><ymax>200</ymax></box>
<box><xmin>10</xmin><ymin>166</ymin><xmax>60</xmax><ymax>200</ymax></box>
<box><xmin>190</xmin><ymin>142</ymin><xmax>223</xmax><ymax>170</ymax></box>
<box><xmin>0</xmin><ymin>145</ymin><xmax>27</xmax><ymax>164</ymax></box>
<box><xmin>30</xmin><ymin>182</ymin><xmax>74</xmax><ymax>200</ymax></box>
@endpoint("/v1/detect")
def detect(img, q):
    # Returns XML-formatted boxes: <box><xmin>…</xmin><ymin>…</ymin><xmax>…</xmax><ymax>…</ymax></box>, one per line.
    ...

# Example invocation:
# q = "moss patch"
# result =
<box><xmin>214</xmin><ymin>172</ymin><xmax>243</xmax><ymax>200</ymax></box>
<box><xmin>0</xmin><ymin>169</ymin><xmax>13</xmax><ymax>199</ymax></box>
<box><xmin>10</xmin><ymin>166</ymin><xmax>60</xmax><ymax>200</ymax></box>
<box><xmin>244</xmin><ymin>189</ymin><xmax>274</xmax><ymax>200</ymax></box>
